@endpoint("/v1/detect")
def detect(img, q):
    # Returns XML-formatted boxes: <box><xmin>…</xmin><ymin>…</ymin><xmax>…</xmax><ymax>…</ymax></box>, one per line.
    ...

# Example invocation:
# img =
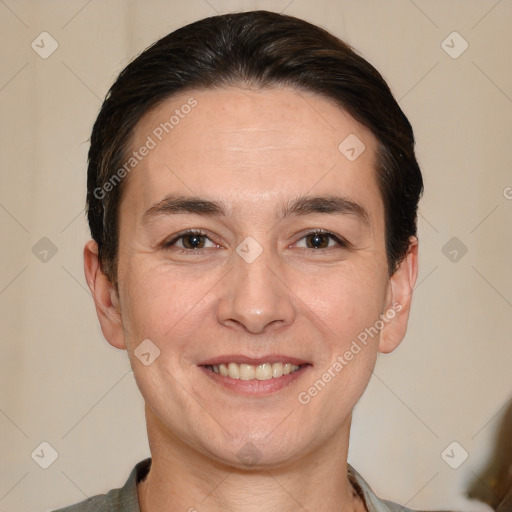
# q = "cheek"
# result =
<box><xmin>118</xmin><ymin>259</ymin><xmax>216</xmax><ymax>353</ymax></box>
<box><xmin>302</xmin><ymin>264</ymin><xmax>388</xmax><ymax>342</ymax></box>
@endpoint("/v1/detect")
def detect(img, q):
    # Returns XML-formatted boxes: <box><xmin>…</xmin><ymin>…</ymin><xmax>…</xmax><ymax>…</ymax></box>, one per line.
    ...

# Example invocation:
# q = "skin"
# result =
<box><xmin>84</xmin><ymin>86</ymin><xmax>418</xmax><ymax>512</ymax></box>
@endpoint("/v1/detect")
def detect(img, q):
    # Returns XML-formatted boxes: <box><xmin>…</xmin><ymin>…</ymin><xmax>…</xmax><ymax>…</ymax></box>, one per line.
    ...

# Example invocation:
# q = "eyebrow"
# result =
<box><xmin>142</xmin><ymin>193</ymin><xmax>369</xmax><ymax>225</ymax></box>
<box><xmin>143</xmin><ymin>194</ymin><xmax>229</xmax><ymax>221</ymax></box>
<box><xmin>281</xmin><ymin>194</ymin><xmax>369</xmax><ymax>225</ymax></box>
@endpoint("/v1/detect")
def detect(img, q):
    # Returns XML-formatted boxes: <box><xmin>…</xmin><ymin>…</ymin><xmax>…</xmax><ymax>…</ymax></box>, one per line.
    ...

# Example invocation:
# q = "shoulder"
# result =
<box><xmin>348</xmin><ymin>465</ymin><xmax>417</xmax><ymax>512</ymax></box>
<box><xmin>51</xmin><ymin>488</ymin><xmax>125</xmax><ymax>512</ymax></box>
<box><xmin>50</xmin><ymin>458</ymin><xmax>151</xmax><ymax>512</ymax></box>
<box><xmin>377</xmin><ymin>500</ymin><xmax>417</xmax><ymax>512</ymax></box>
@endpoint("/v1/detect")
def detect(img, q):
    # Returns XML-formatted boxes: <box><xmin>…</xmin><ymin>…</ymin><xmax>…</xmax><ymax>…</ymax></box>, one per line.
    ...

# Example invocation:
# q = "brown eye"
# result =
<box><xmin>164</xmin><ymin>230</ymin><xmax>218</xmax><ymax>251</ymax></box>
<box><xmin>295</xmin><ymin>230</ymin><xmax>349</xmax><ymax>251</ymax></box>
<box><xmin>305</xmin><ymin>232</ymin><xmax>331</xmax><ymax>249</ymax></box>
<box><xmin>181</xmin><ymin>234</ymin><xmax>206</xmax><ymax>249</ymax></box>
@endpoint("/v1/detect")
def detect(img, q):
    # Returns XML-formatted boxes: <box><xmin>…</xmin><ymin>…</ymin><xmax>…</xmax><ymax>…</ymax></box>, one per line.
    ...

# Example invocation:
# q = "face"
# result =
<box><xmin>86</xmin><ymin>86</ymin><xmax>417</xmax><ymax>469</ymax></box>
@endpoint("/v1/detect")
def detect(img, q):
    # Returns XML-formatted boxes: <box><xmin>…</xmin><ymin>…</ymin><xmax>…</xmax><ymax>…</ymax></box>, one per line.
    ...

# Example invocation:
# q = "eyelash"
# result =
<box><xmin>162</xmin><ymin>229</ymin><xmax>349</xmax><ymax>253</ymax></box>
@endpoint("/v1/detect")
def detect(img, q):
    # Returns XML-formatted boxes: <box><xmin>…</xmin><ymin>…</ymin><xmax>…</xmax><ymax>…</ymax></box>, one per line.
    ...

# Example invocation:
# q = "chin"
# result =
<box><xmin>198</xmin><ymin>427</ymin><xmax>312</xmax><ymax>471</ymax></box>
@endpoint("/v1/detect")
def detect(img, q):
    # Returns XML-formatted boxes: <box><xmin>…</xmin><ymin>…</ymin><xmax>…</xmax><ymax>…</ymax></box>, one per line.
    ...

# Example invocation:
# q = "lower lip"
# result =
<box><xmin>199</xmin><ymin>365</ymin><xmax>312</xmax><ymax>396</ymax></box>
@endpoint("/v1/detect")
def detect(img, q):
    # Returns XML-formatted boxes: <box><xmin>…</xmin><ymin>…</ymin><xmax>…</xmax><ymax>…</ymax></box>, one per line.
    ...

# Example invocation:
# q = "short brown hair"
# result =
<box><xmin>87</xmin><ymin>10</ymin><xmax>423</xmax><ymax>284</ymax></box>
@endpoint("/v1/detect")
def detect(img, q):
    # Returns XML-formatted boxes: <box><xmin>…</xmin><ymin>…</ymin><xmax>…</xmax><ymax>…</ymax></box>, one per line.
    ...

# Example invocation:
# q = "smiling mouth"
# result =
<box><xmin>204</xmin><ymin>362</ymin><xmax>305</xmax><ymax>381</ymax></box>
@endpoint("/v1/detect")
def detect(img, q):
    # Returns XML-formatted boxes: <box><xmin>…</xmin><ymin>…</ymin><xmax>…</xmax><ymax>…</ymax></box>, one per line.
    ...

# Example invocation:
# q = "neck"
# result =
<box><xmin>137</xmin><ymin>408</ymin><xmax>365</xmax><ymax>512</ymax></box>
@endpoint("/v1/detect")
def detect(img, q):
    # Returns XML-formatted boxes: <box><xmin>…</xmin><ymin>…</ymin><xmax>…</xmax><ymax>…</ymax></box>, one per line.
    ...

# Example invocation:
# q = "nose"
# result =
<box><xmin>216</xmin><ymin>242</ymin><xmax>296</xmax><ymax>334</ymax></box>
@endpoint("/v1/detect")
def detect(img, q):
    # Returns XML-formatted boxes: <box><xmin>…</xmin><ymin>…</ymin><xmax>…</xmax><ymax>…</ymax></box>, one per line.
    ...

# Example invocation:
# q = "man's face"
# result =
<box><xmin>91</xmin><ymin>86</ymin><xmax>415</xmax><ymax>468</ymax></box>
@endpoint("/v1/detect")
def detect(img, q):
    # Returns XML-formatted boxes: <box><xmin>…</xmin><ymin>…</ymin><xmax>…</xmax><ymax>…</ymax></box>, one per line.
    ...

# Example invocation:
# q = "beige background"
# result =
<box><xmin>1</xmin><ymin>1</ymin><xmax>511</xmax><ymax>511</ymax></box>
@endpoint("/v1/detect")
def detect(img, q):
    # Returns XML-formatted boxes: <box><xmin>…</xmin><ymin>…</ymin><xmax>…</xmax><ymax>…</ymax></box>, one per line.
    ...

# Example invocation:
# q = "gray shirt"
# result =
<box><xmin>52</xmin><ymin>458</ymin><xmax>418</xmax><ymax>512</ymax></box>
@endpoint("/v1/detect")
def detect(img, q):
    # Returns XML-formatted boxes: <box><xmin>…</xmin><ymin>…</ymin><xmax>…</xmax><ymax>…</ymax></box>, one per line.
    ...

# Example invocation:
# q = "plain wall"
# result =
<box><xmin>0</xmin><ymin>1</ymin><xmax>511</xmax><ymax>511</ymax></box>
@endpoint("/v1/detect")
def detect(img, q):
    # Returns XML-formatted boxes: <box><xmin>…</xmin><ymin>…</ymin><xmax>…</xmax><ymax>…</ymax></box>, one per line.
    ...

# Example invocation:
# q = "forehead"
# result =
<box><xmin>122</xmin><ymin>86</ymin><xmax>382</xmax><ymax>224</ymax></box>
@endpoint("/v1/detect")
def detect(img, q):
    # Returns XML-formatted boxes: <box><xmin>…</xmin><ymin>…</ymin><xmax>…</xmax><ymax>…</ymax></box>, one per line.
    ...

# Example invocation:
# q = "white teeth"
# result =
<box><xmin>228</xmin><ymin>362</ymin><xmax>240</xmax><ymax>379</ymax></box>
<box><xmin>272</xmin><ymin>362</ymin><xmax>284</xmax><ymax>378</ymax></box>
<box><xmin>255</xmin><ymin>363</ymin><xmax>272</xmax><ymax>380</ymax></box>
<box><xmin>208</xmin><ymin>362</ymin><xmax>301</xmax><ymax>380</ymax></box>
<box><xmin>239</xmin><ymin>363</ymin><xmax>255</xmax><ymax>380</ymax></box>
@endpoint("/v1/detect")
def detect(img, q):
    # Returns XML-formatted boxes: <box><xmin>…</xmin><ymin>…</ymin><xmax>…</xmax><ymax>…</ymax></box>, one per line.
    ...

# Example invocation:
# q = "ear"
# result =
<box><xmin>83</xmin><ymin>240</ymin><xmax>126</xmax><ymax>350</ymax></box>
<box><xmin>378</xmin><ymin>237</ymin><xmax>418</xmax><ymax>354</ymax></box>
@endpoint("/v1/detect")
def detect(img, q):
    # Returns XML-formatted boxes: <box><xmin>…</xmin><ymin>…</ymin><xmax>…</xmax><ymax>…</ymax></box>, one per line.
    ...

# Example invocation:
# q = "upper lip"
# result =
<box><xmin>198</xmin><ymin>354</ymin><xmax>310</xmax><ymax>366</ymax></box>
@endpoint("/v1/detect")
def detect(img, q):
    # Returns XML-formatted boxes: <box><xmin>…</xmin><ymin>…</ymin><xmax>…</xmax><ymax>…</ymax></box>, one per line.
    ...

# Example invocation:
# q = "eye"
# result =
<box><xmin>295</xmin><ymin>230</ymin><xmax>348</xmax><ymax>250</ymax></box>
<box><xmin>163</xmin><ymin>230</ymin><xmax>219</xmax><ymax>250</ymax></box>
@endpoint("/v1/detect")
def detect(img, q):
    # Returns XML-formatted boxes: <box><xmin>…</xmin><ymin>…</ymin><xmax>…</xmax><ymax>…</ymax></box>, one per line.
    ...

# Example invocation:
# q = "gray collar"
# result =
<box><xmin>126</xmin><ymin>458</ymin><xmax>415</xmax><ymax>512</ymax></box>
